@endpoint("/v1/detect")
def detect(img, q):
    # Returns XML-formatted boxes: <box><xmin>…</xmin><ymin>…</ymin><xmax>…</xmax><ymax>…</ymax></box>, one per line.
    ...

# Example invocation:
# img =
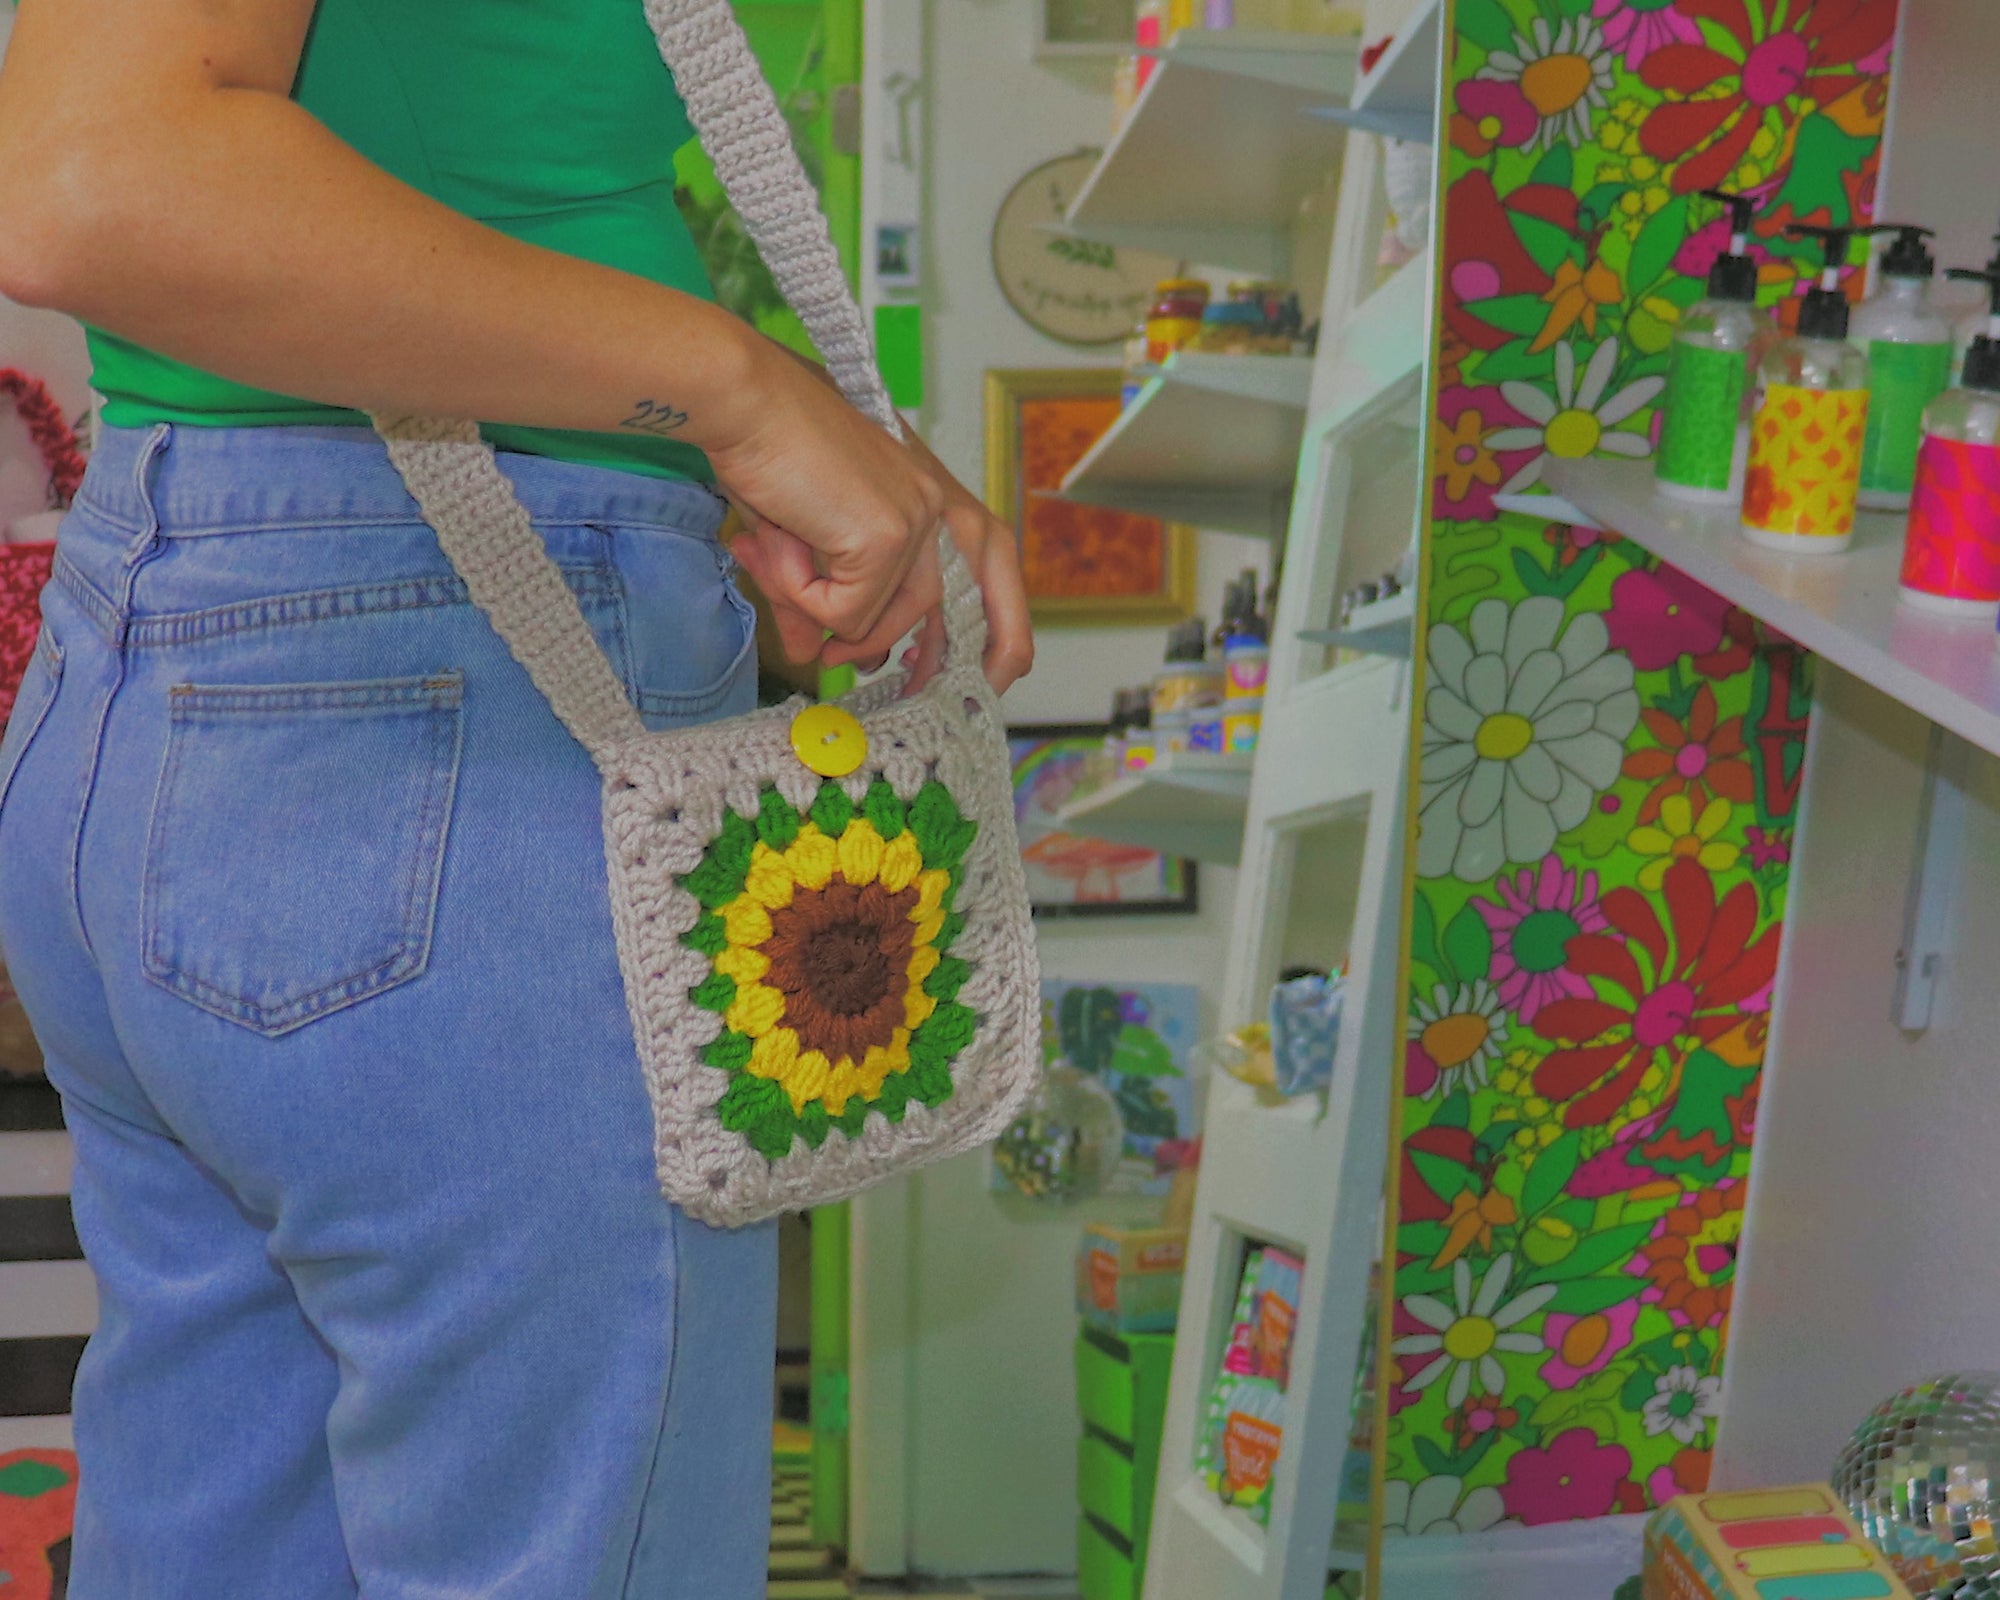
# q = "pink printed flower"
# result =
<box><xmin>1501</xmin><ymin>1427</ymin><xmax>1632</xmax><ymax>1525</ymax></box>
<box><xmin>1540</xmin><ymin>1297</ymin><xmax>1641</xmax><ymax>1389</ymax></box>
<box><xmin>1603</xmin><ymin>566</ymin><xmax>1731</xmax><ymax>672</ymax></box>
<box><xmin>1744</xmin><ymin>825</ymin><xmax>1791</xmax><ymax>868</ymax></box>
<box><xmin>1591</xmin><ymin>0</ymin><xmax>1700</xmax><ymax>69</ymax></box>
<box><xmin>1476</xmin><ymin>856</ymin><xmax>1608</xmax><ymax>1025</ymax></box>
<box><xmin>1433</xmin><ymin>385</ymin><xmax>1535</xmax><ymax>523</ymax></box>
<box><xmin>1648</xmin><ymin>1446</ymin><xmax>1715</xmax><ymax>1506</ymax></box>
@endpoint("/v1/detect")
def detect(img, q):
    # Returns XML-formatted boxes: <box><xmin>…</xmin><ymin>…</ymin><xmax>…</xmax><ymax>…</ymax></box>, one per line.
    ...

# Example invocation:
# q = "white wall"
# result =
<box><xmin>848</xmin><ymin>0</ymin><xmax>1261</xmax><ymax>1577</ymax></box>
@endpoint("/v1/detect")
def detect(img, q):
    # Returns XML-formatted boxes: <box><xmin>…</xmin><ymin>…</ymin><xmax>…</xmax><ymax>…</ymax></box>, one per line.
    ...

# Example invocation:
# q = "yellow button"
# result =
<box><xmin>791</xmin><ymin>704</ymin><xmax>868</xmax><ymax>778</ymax></box>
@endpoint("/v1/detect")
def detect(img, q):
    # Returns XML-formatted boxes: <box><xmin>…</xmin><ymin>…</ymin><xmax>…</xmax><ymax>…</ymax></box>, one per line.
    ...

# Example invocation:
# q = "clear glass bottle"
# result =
<box><xmin>1742</xmin><ymin>224</ymin><xmax>1871</xmax><ymax>554</ymax></box>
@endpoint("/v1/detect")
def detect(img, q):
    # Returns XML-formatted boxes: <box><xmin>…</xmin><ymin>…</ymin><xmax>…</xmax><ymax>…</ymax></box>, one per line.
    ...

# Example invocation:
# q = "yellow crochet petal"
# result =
<box><xmin>858</xmin><ymin>1040</ymin><xmax>906</xmax><ymax>1098</ymax></box>
<box><xmin>727</xmin><ymin>981</ymin><xmax>786</xmax><ymax>1039</ymax></box>
<box><xmin>837</xmin><ymin>818</ymin><xmax>885</xmax><ymax>887</ymax></box>
<box><xmin>879</xmin><ymin>831</ymin><xmax>923</xmax><ymax>894</ymax></box>
<box><xmin>820</xmin><ymin>1058</ymin><xmax>864</xmax><ymax>1117</ymax></box>
<box><xmin>912</xmin><ymin>869</ymin><xmax>950</xmax><ymax>922</ymax></box>
<box><xmin>906</xmin><ymin>943</ymin><xmax>941</xmax><ymax>986</ymax></box>
<box><xmin>904</xmin><ymin>988</ymin><xmax>938</xmax><ymax>1031</ymax></box>
<box><xmin>749</xmin><ymin>1026</ymin><xmax>801</xmax><ymax>1081</ymax></box>
<box><xmin>784</xmin><ymin>1050</ymin><xmax>832</xmax><ymax>1114</ymax></box>
<box><xmin>785</xmin><ymin>824</ymin><xmax>836</xmax><ymax>891</ymax></box>
<box><xmin>714</xmin><ymin>944</ymin><xmax>770</xmax><ymax>985</ymax></box>
<box><xmin>721</xmin><ymin>893</ymin><xmax>773</xmax><ymax>949</ymax></box>
<box><xmin>745</xmin><ymin>843</ymin><xmax>795</xmax><ymax>911</ymax></box>
<box><xmin>913</xmin><ymin>909</ymin><xmax>946</xmax><ymax>948</ymax></box>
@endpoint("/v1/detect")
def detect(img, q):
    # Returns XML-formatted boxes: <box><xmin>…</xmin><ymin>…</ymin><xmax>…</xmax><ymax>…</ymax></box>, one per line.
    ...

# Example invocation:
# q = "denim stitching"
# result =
<box><xmin>141</xmin><ymin>674</ymin><xmax>465</xmax><ymax>1034</ymax></box>
<box><xmin>0</xmin><ymin>632</ymin><xmax>64</xmax><ymax>823</ymax></box>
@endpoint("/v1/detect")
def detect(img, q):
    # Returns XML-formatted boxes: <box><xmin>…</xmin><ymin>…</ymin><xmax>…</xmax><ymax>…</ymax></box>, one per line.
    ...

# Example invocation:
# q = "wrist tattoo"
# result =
<box><xmin>620</xmin><ymin>398</ymin><xmax>691</xmax><ymax>436</ymax></box>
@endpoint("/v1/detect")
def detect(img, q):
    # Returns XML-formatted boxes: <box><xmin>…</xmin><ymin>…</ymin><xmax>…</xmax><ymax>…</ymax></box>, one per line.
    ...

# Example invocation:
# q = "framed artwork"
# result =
<box><xmin>984</xmin><ymin>368</ymin><xmax>1195</xmax><ymax>625</ymax></box>
<box><xmin>1008</xmin><ymin>723</ymin><xmax>1197</xmax><ymax>918</ymax></box>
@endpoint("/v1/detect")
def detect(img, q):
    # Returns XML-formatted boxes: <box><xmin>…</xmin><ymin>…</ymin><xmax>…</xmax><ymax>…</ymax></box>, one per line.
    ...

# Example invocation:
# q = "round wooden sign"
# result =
<box><xmin>990</xmin><ymin>150</ymin><xmax>1176</xmax><ymax>347</ymax></box>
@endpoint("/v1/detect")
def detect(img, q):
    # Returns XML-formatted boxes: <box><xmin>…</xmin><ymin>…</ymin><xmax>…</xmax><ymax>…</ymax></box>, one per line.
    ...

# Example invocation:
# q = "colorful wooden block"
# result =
<box><xmin>1644</xmin><ymin>1485</ymin><xmax>1914</xmax><ymax>1600</ymax></box>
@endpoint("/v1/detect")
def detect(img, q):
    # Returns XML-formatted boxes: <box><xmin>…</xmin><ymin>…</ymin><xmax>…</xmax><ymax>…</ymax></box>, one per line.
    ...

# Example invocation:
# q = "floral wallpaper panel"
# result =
<box><xmin>1381</xmin><ymin>0</ymin><xmax>1895</xmax><ymax>1536</ymax></box>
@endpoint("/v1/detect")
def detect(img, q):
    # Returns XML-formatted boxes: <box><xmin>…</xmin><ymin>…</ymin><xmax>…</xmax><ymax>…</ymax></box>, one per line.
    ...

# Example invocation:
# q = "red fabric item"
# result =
<box><xmin>0</xmin><ymin>371</ymin><xmax>85</xmax><ymax>509</ymax></box>
<box><xmin>0</xmin><ymin>542</ymin><xmax>56</xmax><ymax>727</ymax></box>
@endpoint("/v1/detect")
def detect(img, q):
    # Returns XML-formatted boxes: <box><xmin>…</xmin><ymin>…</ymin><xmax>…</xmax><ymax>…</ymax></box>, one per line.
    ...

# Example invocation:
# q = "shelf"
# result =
<box><xmin>1058</xmin><ymin>353</ymin><xmax>1312</xmax><ymax>537</ymax></box>
<box><xmin>1063</xmin><ymin>30</ymin><xmax>1358</xmax><ymax>276</ymax></box>
<box><xmin>1494</xmin><ymin>489</ymin><xmax>1596</xmax><ymax>527</ymax></box>
<box><xmin>1547</xmin><ymin>458</ymin><xmax>2000</xmax><ymax>760</ymax></box>
<box><xmin>1054</xmin><ymin>751</ymin><xmax>1252</xmax><ymax>866</ymax></box>
<box><xmin>1299</xmin><ymin>589</ymin><xmax>1415</xmax><ymax>656</ymax></box>
<box><xmin>1304</xmin><ymin>0</ymin><xmax>1441</xmax><ymax>140</ymax></box>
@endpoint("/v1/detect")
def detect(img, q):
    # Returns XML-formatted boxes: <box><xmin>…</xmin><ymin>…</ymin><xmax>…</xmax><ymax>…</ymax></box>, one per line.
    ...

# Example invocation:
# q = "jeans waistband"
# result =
<box><xmin>74</xmin><ymin>422</ymin><xmax>728</xmax><ymax>541</ymax></box>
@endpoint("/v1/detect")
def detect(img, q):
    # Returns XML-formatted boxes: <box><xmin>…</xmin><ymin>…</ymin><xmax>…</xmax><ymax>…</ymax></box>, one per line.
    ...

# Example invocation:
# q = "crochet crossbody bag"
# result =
<box><xmin>367</xmin><ymin>0</ymin><xmax>1041</xmax><ymax>1228</ymax></box>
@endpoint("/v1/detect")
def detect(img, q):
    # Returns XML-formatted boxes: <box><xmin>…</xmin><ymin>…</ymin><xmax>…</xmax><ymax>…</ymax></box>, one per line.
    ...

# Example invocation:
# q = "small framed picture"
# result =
<box><xmin>875</xmin><ymin>223</ymin><xmax>920</xmax><ymax>291</ymax></box>
<box><xmin>1009</xmin><ymin>723</ymin><xmax>1198</xmax><ymax>918</ymax></box>
<box><xmin>984</xmin><ymin>368</ymin><xmax>1196</xmax><ymax>626</ymax></box>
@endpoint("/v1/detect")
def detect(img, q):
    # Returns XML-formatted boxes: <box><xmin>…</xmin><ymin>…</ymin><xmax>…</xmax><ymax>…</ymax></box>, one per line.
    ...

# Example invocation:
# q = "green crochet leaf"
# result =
<box><xmin>682</xmin><ymin>854</ymin><xmax>744</xmax><ymax>911</ymax></box>
<box><xmin>908</xmin><ymin>781</ymin><xmax>963</xmax><ymax>860</ymax></box>
<box><xmin>835</xmin><ymin>1099</ymin><xmax>872</xmax><ymax>1139</ymax></box>
<box><xmin>797</xmin><ymin>1101</ymin><xmax>832</xmax><ymax>1150</ymax></box>
<box><xmin>862</xmin><ymin>778</ymin><xmax>907</xmax><ymax>840</ymax></box>
<box><xmin>909</xmin><ymin>1000</ymin><xmax>977</xmax><ymax>1071</ymax></box>
<box><xmin>935</xmin><ymin>912</ymin><xmax>966</xmax><ymax>953</ymax></box>
<box><xmin>810</xmin><ymin>779</ymin><xmax>855</xmax><ymax>837</ymax></box>
<box><xmin>700</xmin><ymin>1030</ymin><xmax>753</xmax><ymax>1072</ymax></box>
<box><xmin>682</xmin><ymin>913</ymin><xmax>728</xmax><ymax>957</ymax></box>
<box><xmin>909</xmin><ymin>1054</ymin><xmax>954</xmax><ymax>1108</ymax></box>
<box><xmin>875</xmin><ymin>1068</ymin><xmax>915</xmax><ymax>1122</ymax></box>
<box><xmin>690</xmin><ymin>970</ymin><xmax>737</xmax><ymax>1014</ymax></box>
<box><xmin>924</xmin><ymin>955</ymin><xmax>971</xmax><ymax>1004</ymax></box>
<box><xmin>928</xmin><ymin>816</ymin><xmax>979</xmax><ymax>875</ymax></box>
<box><xmin>716</xmin><ymin>1074</ymin><xmax>794</xmax><ymax>1160</ymax></box>
<box><xmin>757</xmin><ymin>788</ymin><xmax>802</xmax><ymax>852</ymax></box>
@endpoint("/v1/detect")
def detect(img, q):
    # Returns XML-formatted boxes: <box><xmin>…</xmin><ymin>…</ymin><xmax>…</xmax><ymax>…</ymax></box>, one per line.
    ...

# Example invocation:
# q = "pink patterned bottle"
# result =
<box><xmin>1902</xmin><ymin>267</ymin><xmax>2000</xmax><ymax>621</ymax></box>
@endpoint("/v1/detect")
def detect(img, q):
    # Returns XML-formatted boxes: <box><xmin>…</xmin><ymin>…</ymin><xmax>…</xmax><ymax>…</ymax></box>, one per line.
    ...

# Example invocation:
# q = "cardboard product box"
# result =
<box><xmin>1644</xmin><ymin>1485</ymin><xmax>1915</xmax><ymax>1600</ymax></box>
<box><xmin>1077</xmin><ymin>1225</ymin><xmax>1188</xmax><ymax>1335</ymax></box>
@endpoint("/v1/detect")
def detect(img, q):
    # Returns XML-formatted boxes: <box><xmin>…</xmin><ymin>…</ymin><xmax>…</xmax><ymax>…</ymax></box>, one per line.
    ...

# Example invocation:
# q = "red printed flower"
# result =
<box><xmin>1532</xmin><ymin>858</ymin><xmax>1782</xmax><ymax>1128</ymax></box>
<box><xmin>1442</xmin><ymin>172</ymin><xmax>1570</xmax><ymax>354</ymax></box>
<box><xmin>1452</xmin><ymin>77</ymin><xmax>1538</xmax><ymax>157</ymax></box>
<box><xmin>1623</xmin><ymin>684</ymin><xmax>1756</xmax><ymax>825</ymax></box>
<box><xmin>1638</xmin><ymin>0</ymin><xmax>1896</xmax><ymax>194</ymax></box>
<box><xmin>1501</xmin><ymin>1427</ymin><xmax>1631</xmax><ymax>1526</ymax></box>
<box><xmin>1639</xmin><ymin>1181</ymin><xmax>1746</xmax><ymax>1329</ymax></box>
<box><xmin>1603</xmin><ymin>566</ymin><xmax>1729</xmax><ymax>672</ymax></box>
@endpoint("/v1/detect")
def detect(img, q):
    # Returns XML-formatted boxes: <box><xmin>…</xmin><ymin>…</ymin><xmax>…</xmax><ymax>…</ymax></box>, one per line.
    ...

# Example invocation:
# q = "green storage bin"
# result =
<box><xmin>1075</xmin><ymin>1327</ymin><xmax>1136</xmax><ymax>1438</ymax></box>
<box><xmin>1077</xmin><ymin>1430</ymin><xmax>1137</xmax><ymax>1540</ymax></box>
<box><xmin>1078</xmin><ymin>1513</ymin><xmax>1138</xmax><ymax>1600</ymax></box>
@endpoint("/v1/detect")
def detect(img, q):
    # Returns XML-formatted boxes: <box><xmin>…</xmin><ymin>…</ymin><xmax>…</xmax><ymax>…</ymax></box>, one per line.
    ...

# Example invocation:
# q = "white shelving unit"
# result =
<box><xmin>1059</xmin><ymin>353</ymin><xmax>1313</xmax><ymax>537</ymax></box>
<box><xmin>1310</xmin><ymin>0</ymin><xmax>1441</xmax><ymax>142</ymax></box>
<box><xmin>1054</xmin><ymin>751</ymin><xmax>1253</xmax><ymax>866</ymax></box>
<box><xmin>1063</xmin><ymin>29</ymin><xmax>1358</xmax><ymax>276</ymax></box>
<box><xmin>1547</xmin><ymin>459</ymin><xmax>2000</xmax><ymax>760</ymax></box>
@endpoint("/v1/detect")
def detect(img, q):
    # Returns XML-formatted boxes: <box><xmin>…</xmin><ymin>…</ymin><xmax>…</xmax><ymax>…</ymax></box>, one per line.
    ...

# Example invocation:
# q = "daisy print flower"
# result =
<box><xmin>1487</xmin><ymin>339</ymin><xmax>1665</xmax><ymax>494</ymax></box>
<box><xmin>1644</xmin><ymin>1365</ymin><xmax>1723</xmax><ymax>1445</ymax></box>
<box><xmin>1407</xmin><ymin>979</ymin><xmax>1510</xmax><ymax>1098</ymax></box>
<box><xmin>1393</xmin><ymin>1253</ymin><xmax>1555</xmax><ymax>1408</ymax></box>
<box><xmin>1419</xmin><ymin>596</ymin><xmax>1639</xmax><ymax>882</ymax></box>
<box><xmin>1478</xmin><ymin>14</ymin><xmax>1615</xmax><ymax>151</ymax></box>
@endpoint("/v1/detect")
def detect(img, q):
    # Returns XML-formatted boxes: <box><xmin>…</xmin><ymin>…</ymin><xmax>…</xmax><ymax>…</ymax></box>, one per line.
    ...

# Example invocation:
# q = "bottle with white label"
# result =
<box><xmin>1853</xmin><ymin>224</ymin><xmax>1955</xmax><ymax>511</ymax></box>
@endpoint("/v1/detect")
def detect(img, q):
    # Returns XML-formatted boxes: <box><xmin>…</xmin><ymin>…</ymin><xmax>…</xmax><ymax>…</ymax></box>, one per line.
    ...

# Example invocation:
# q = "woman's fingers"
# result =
<box><xmin>818</xmin><ymin>536</ymin><xmax>943</xmax><ymax>670</ymax></box>
<box><xmin>728</xmin><ymin>523</ymin><xmax>826</xmax><ymax>663</ymax></box>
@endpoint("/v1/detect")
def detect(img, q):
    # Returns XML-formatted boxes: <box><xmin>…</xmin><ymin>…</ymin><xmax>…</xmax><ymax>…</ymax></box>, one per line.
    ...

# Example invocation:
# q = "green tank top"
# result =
<box><xmin>85</xmin><ymin>0</ymin><xmax>718</xmax><ymax>483</ymax></box>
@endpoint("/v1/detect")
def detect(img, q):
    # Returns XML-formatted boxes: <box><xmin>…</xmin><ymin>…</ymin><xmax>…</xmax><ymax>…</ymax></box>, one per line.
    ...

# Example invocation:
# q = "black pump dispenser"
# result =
<box><xmin>1787</xmin><ymin>225</ymin><xmax>1857</xmax><ymax>340</ymax></box>
<box><xmin>1947</xmin><ymin>267</ymin><xmax>2000</xmax><ymax>392</ymax></box>
<box><xmin>1700</xmin><ymin>189</ymin><xmax>1760</xmax><ymax>303</ymax></box>
<box><xmin>1871</xmin><ymin>224</ymin><xmax>1938</xmax><ymax>280</ymax></box>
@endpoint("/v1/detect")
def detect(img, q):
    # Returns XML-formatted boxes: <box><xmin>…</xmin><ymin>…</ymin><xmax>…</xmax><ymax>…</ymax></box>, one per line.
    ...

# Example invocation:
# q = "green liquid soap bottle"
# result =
<box><xmin>1854</xmin><ymin>224</ymin><xmax>1956</xmax><ymax>512</ymax></box>
<box><xmin>1742</xmin><ymin>224</ymin><xmax>1870</xmax><ymax>554</ymax></box>
<box><xmin>1655</xmin><ymin>190</ymin><xmax>1774</xmax><ymax>505</ymax></box>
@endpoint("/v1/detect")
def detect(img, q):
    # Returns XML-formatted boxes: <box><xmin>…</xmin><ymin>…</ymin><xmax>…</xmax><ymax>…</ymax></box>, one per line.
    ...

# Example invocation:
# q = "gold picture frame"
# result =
<box><xmin>984</xmin><ymin>368</ymin><xmax>1196</xmax><ymax>626</ymax></box>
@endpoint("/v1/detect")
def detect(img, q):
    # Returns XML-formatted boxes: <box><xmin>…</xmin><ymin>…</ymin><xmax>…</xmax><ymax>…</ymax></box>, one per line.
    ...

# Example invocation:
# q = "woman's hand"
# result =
<box><xmin>720</xmin><ymin>345</ymin><xmax>1034</xmax><ymax>696</ymax></box>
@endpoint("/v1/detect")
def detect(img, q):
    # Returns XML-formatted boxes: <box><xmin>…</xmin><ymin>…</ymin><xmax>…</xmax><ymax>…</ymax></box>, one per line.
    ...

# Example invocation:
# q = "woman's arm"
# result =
<box><xmin>0</xmin><ymin>0</ymin><xmax>1028</xmax><ymax>685</ymax></box>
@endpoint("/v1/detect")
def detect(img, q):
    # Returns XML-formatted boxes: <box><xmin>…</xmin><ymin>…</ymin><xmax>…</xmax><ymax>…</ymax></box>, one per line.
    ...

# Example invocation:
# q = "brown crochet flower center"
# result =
<box><xmin>764</xmin><ymin>879</ymin><xmax>919</xmax><ymax>1062</ymax></box>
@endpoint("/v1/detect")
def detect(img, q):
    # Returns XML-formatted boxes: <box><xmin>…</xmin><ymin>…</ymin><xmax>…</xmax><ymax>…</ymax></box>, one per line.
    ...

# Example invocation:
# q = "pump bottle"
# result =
<box><xmin>1742</xmin><ymin>224</ymin><xmax>1870</xmax><ymax>554</ymax></box>
<box><xmin>1655</xmin><ymin>190</ymin><xmax>1776</xmax><ymax>504</ymax></box>
<box><xmin>1951</xmin><ymin>233</ymin><xmax>2000</xmax><ymax>377</ymax></box>
<box><xmin>1853</xmin><ymin>225</ymin><xmax>1956</xmax><ymax>511</ymax></box>
<box><xmin>1901</xmin><ymin>266</ymin><xmax>2000</xmax><ymax>619</ymax></box>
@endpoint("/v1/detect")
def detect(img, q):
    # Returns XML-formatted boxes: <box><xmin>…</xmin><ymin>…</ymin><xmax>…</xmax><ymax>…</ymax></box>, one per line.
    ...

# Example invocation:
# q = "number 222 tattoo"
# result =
<box><xmin>620</xmin><ymin>398</ymin><xmax>690</xmax><ymax>437</ymax></box>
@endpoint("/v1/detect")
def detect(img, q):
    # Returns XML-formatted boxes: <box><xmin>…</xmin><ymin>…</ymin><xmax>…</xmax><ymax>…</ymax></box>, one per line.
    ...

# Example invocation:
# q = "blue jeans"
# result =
<box><xmin>0</xmin><ymin>424</ymin><xmax>778</xmax><ymax>1599</ymax></box>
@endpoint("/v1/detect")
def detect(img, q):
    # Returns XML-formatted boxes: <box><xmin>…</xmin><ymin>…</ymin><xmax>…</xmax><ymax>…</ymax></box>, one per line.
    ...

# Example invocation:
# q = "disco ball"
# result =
<box><xmin>1833</xmin><ymin>1371</ymin><xmax>2000</xmax><ymax>1599</ymax></box>
<box><xmin>991</xmin><ymin>1063</ymin><xmax>1124</xmax><ymax>1203</ymax></box>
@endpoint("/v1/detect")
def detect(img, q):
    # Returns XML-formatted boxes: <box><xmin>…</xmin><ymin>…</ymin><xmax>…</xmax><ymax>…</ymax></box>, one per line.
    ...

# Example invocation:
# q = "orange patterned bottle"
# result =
<box><xmin>1742</xmin><ymin>224</ymin><xmax>1871</xmax><ymax>554</ymax></box>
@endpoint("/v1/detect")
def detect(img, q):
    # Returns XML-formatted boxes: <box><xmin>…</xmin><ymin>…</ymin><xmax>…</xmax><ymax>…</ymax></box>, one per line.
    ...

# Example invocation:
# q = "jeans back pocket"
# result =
<box><xmin>142</xmin><ymin>672</ymin><xmax>464</xmax><ymax>1036</ymax></box>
